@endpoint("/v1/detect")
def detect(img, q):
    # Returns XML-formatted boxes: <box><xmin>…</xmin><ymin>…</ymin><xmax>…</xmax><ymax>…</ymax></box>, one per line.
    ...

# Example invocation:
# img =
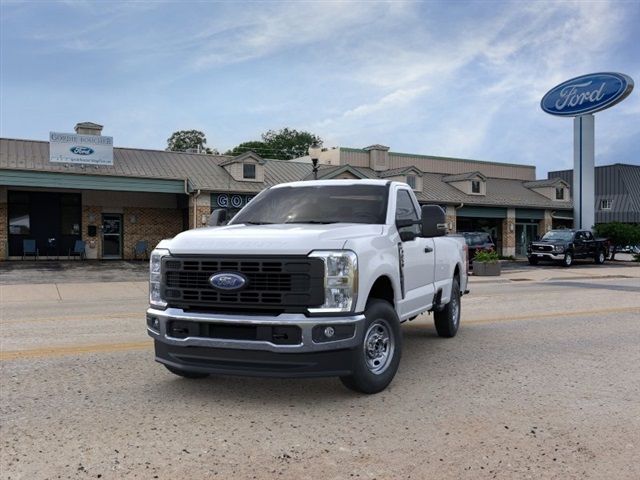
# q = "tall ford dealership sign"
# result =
<box><xmin>49</xmin><ymin>132</ymin><xmax>114</xmax><ymax>166</ymax></box>
<box><xmin>541</xmin><ymin>72</ymin><xmax>634</xmax><ymax>230</ymax></box>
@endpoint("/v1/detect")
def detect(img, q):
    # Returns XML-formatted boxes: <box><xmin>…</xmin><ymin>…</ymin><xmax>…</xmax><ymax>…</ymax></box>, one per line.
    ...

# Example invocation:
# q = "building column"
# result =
<box><xmin>445</xmin><ymin>205</ymin><xmax>457</xmax><ymax>233</ymax></box>
<box><xmin>539</xmin><ymin>210</ymin><xmax>553</xmax><ymax>236</ymax></box>
<box><xmin>82</xmin><ymin>205</ymin><xmax>102</xmax><ymax>260</ymax></box>
<box><xmin>189</xmin><ymin>193</ymin><xmax>211</xmax><ymax>229</ymax></box>
<box><xmin>501</xmin><ymin>208</ymin><xmax>516</xmax><ymax>257</ymax></box>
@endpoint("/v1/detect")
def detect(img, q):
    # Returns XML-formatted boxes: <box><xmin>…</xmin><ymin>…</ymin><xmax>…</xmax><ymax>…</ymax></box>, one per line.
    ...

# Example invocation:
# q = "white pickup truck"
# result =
<box><xmin>147</xmin><ymin>180</ymin><xmax>468</xmax><ymax>393</ymax></box>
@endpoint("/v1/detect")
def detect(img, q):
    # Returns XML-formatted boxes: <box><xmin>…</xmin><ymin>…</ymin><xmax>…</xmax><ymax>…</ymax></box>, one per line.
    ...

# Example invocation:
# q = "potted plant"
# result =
<box><xmin>472</xmin><ymin>250</ymin><xmax>501</xmax><ymax>276</ymax></box>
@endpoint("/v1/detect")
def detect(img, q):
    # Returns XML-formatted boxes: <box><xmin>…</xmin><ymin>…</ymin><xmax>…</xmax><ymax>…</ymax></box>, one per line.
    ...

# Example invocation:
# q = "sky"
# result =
<box><xmin>1</xmin><ymin>0</ymin><xmax>639</xmax><ymax>177</ymax></box>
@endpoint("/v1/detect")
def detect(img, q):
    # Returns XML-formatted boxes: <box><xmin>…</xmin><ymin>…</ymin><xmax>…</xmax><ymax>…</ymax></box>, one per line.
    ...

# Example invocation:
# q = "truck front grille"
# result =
<box><xmin>162</xmin><ymin>256</ymin><xmax>325</xmax><ymax>313</ymax></box>
<box><xmin>533</xmin><ymin>244</ymin><xmax>553</xmax><ymax>252</ymax></box>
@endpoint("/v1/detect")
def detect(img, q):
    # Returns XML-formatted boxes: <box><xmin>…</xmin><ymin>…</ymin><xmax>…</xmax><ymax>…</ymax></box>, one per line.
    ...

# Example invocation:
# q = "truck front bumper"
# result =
<box><xmin>147</xmin><ymin>307</ymin><xmax>365</xmax><ymax>377</ymax></box>
<box><xmin>528</xmin><ymin>252</ymin><xmax>564</xmax><ymax>261</ymax></box>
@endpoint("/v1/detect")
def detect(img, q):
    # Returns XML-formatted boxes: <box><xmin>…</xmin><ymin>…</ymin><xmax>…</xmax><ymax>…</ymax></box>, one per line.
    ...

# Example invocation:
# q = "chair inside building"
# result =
<box><xmin>133</xmin><ymin>240</ymin><xmax>149</xmax><ymax>260</ymax></box>
<box><xmin>22</xmin><ymin>239</ymin><xmax>38</xmax><ymax>261</ymax></box>
<box><xmin>68</xmin><ymin>240</ymin><xmax>86</xmax><ymax>260</ymax></box>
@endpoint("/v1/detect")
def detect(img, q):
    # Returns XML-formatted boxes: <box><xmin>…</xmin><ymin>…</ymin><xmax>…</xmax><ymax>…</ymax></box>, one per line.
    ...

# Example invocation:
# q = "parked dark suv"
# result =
<box><xmin>459</xmin><ymin>232</ymin><xmax>496</xmax><ymax>265</ymax></box>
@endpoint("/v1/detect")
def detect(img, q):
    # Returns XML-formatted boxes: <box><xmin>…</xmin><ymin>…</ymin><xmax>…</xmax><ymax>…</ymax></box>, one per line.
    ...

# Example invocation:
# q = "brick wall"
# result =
<box><xmin>189</xmin><ymin>194</ymin><xmax>212</xmax><ymax>229</ymax></box>
<box><xmin>539</xmin><ymin>210</ymin><xmax>553</xmax><ymax>235</ymax></box>
<box><xmin>501</xmin><ymin>208</ymin><xmax>516</xmax><ymax>257</ymax></box>
<box><xmin>82</xmin><ymin>205</ymin><xmax>102</xmax><ymax>259</ymax></box>
<box><xmin>123</xmin><ymin>207</ymin><xmax>183</xmax><ymax>259</ymax></box>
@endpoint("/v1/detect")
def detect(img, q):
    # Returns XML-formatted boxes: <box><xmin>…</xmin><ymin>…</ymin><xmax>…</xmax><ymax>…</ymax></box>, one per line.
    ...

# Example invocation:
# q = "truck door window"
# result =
<box><xmin>395</xmin><ymin>190</ymin><xmax>420</xmax><ymax>236</ymax></box>
<box><xmin>584</xmin><ymin>232</ymin><xmax>593</xmax><ymax>241</ymax></box>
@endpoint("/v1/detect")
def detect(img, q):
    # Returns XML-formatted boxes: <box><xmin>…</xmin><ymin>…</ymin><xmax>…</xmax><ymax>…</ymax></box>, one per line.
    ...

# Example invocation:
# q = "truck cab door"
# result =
<box><xmin>394</xmin><ymin>188</ymin><xmax>436</xmax><ymax>319</ymax></box>
<box><xmin>574</xmin><ymin>231</ymin><xmax>586</xmax><ymax>257</ymax></box>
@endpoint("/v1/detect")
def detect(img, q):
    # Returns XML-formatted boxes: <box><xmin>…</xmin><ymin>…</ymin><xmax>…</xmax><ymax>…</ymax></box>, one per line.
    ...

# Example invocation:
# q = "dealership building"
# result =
<box><xmin>1</xmin><ymin>122</ymin><xmax>575</xmax><ymax>261</ymax></box>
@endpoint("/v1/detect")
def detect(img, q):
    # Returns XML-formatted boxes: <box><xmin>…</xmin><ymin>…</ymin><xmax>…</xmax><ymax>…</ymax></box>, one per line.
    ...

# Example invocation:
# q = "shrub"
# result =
<box><xmin>474</xmin><ymin>250</ymin><xmax>500</xmax><ymax>263</ymax></box>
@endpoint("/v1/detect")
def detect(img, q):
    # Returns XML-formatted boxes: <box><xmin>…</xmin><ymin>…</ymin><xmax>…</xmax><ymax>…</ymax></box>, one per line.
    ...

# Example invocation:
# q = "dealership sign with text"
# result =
<box><xmin>541</xmin><ymin>72</ymin><xmax>634</xmax><ymax>117</ymax></box>
<box><xmin>49</xmin><ymin>132</ymin><xmax>114</xmax><ymax>165</ymax></box>
<box><xmin>212</xmin><ymin>193</ymin><xmax>256</xmax><ymax>209</ymax></box>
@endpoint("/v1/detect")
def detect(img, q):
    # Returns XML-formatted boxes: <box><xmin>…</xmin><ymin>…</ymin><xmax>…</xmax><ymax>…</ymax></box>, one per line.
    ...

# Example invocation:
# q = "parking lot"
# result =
<box><xmin>1</xmin><ymin>261</ymin><xmax>640</xmax><ymax>479</ymax></box>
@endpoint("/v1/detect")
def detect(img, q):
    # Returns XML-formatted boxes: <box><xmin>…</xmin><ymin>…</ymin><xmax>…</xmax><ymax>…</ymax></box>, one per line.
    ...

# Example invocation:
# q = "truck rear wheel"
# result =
<box><xmin>340</xmin><ymin>299</ymin><xmax>402</xmax><ymax>394</ymax></box>
<box><xmin>164</xmin><ymin>364</ymin><xmax>209</xmax><ymax>379</ymax></box>
<box><xmin>434</xmin><ymin>278</ymin><xmax>461</xmax><ymax>338</ymax></box>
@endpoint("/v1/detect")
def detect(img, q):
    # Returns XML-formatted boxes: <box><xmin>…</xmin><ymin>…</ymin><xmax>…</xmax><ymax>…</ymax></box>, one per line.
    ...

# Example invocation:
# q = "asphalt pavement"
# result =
<box><xmin>1</xmin><ymin>262</ymin><xmax>639</xmax><ymax>479</ymax></box>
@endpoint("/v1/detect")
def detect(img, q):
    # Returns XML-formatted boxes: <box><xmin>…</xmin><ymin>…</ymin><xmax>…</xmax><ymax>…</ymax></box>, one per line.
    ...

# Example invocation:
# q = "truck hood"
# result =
<box><xmin>165</xmin><ymin>223</ymin><xmax>385</xmax><ymax>255</ymax></box>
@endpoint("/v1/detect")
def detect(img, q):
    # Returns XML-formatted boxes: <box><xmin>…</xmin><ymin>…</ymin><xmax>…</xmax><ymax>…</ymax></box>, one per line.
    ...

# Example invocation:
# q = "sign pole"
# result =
<box><xmin>573</xmin><ymin>114</ymin><xmax>595</xmax><ymax>230</ymax></box>
<box><xmin>541</xmin><ymin>72</ymin><xmax>633</xmax><ymax>231</ymax></box>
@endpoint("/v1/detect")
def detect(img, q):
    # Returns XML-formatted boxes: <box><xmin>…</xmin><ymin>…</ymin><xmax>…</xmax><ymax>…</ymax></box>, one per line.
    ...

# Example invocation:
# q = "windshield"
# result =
<box><xmin>462</xmin><ymin>233</ymin><xmax>492</xmax><ymax>246</ymax></box>
<box><xmin>230</xmin><ymin>184</ymin><xmax>389</xmax><ymax>225</ymax></box>
<box><xmin>542</xmin><ymin>231</ymin><xmax>574</xmax><ymax>241</ymax></box>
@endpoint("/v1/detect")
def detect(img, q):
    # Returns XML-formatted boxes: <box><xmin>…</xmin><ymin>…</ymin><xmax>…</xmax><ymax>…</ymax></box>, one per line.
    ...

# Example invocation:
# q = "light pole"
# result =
<box><xmin>308</xmin><ymin>142</ymin><xmax>322</xmax><ymax>180</ymax></box>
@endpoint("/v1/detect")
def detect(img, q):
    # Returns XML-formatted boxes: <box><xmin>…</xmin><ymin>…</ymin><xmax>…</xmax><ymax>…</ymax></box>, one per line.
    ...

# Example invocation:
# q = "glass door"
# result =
<box><xmin>515</xmin><ymin>223</ymin><xmax>539</xmax><ymax>257</ymax></box>
<box><xmin>102</xmin><ymin>214</ymin><xmax>122</xmax><ymax>259</ymax></box>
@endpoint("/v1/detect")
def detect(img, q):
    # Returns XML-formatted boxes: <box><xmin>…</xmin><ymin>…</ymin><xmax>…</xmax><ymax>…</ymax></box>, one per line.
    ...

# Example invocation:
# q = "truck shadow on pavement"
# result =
<box><xmin>148</xmin><ymin>324</ymin><xmax>459</xmax><ymax>401</ymax></box>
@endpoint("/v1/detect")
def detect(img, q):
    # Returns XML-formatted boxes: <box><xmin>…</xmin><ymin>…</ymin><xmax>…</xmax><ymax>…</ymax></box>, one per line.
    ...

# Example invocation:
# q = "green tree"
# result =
<box><xmin>226</xmin><ymin>128</ymin><xmax>322</xmax><ymax>160</ymax></box>
<box><xmin>593</xmin><ymin>222</ymin><xmax>640</xmax><ymax>260</ymax></box>
<box><xmin>167</xmin><ymin>130</ymin><xmax>215</xmax><ymax>154</ymax></box>
<box><xmin>224</xmin><ymin>141</ymin><xmax>268</xmax><ymax>157</ymax></box>
<box><xmin>261</xmin><ymin>128</ymin><xmax>322</xmax><ymax>160</ymax></box>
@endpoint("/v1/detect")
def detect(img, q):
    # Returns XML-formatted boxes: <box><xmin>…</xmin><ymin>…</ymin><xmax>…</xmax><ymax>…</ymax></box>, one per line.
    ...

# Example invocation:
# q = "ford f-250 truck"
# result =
<box><xmin>527</xmin><ymin>229</ymin><xmax>609</xmax><ymax>267</ymax></box>
<box><xmin>147</xmin><ymin>180</ymin><xmax>468</xmax><ymax>393</ymax></box>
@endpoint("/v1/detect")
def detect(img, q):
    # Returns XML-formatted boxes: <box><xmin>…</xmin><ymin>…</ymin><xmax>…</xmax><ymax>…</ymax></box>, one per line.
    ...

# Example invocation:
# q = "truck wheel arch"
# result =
<box><xmin>365</xmin><ymin>275</ymin><xmax>395</xmax><ymax>307</ymax></box>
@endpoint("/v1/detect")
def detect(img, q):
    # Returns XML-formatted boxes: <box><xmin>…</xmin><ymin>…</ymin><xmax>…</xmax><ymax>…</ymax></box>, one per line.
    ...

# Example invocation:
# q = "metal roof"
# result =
<box><xmin>523</xmin><ymin>178</ymin><xmax>567</xmax><ymax>188</ymax></box>
<box><xmin>0</xmin><ymin>137</ymin><xmax>311</xmax><ymax>193</ymax></box>
<box><xmin>378</xmin><ymin>166</ymin><xmax>423</xmax><ymax>178</ymax></box>
<box><xmin>1</xmin><ymin>137</ymin><xmax>573</xmax><ymax>209</ymax></box>
<box><xmin>443</xmin><ymin>171</ymin><xmax>486</xmax><ymax>182</ymax></box>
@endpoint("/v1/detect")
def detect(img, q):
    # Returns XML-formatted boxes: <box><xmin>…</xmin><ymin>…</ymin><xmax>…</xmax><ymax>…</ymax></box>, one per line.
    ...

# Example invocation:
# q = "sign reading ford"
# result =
<box><xmin>541</xmin><ymin>72</ymin><xmax>634</xmax><ymax>117</ymax></box>
<box><xmin>49</xmin><ymin>132</ymin><xmax>114</xmax><ymax>165</ymax></box>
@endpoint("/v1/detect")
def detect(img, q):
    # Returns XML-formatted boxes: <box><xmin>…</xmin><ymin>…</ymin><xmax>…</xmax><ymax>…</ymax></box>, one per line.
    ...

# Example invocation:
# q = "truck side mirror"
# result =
<box><xmin>421</xmin><ymin>205</ymin><xmax>447</xmax><ymax>237</ymax></box>
<box><xmin>207</xmin><ymin>208</ymin><xmax>228</xmax><ymax>227</ymax></box>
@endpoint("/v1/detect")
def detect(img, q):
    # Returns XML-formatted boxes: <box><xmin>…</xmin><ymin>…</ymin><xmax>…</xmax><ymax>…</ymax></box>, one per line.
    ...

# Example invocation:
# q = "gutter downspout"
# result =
<box><xmin>192</xmin><ymin>189</ymin><xmax>201</xmax><ymax>229</ymax></box>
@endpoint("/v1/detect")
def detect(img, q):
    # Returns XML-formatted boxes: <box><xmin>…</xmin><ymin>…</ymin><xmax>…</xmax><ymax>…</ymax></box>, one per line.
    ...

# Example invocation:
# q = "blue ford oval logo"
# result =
<box><xmin>209</xmin><ymin>272</ymin><xmax>247</xmax><ymax>291</ymax></box>
<box><xmin>70</xmin><ymin>146</ymin><xmax>95</xmax><ymax>155</ymax></box>
<box><xmin>541</xmin><ymin>72</ymin><xmax>634</xmax><ymax>117</ymax></box>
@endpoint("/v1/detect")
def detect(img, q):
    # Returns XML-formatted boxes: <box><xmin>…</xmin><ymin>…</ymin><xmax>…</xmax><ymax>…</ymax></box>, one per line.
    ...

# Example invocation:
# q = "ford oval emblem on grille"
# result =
<box><xmin>209</xmin><ymin>272</ymin><xmax>247</xmax><ymax>291</ymax></box>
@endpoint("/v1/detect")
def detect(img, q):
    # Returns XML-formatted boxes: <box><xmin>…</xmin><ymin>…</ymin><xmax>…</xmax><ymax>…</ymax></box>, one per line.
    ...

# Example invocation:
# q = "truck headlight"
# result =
<box><xmin>555</xmin><ymin>245</ymin><xmax>565</xmax><ymax>253</ymax></box>
<box><xmin>308</xmin><ymin>251</ymin><xmax>358</xmax><ymax>313</ymax></box>
<box><xmin>149</xmin><ymin>248</ymin><xmax>169</xmax><ymax>308</ymax></box>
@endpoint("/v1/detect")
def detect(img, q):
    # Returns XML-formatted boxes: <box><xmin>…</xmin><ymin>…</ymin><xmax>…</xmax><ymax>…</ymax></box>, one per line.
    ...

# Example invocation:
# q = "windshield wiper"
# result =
<box><xmin>244</xmin><ymin>221</ymin><xmax>275</xmax><ymax>225</ymax></box>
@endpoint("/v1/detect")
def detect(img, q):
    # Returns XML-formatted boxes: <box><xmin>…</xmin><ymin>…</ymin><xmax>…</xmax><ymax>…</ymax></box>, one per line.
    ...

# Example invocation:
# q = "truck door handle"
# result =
<box><xmin>424</xmin><ymin>247</ymin><xmax>433</xmax><ymax>253</ymax></box>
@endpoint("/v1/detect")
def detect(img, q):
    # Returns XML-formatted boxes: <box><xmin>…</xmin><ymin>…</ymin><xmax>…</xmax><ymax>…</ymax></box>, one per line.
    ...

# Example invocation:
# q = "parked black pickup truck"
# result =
<box><xmin>527</xmin><ymin>230</ymin><xmax>609</xmax><ymax>267</ymax></box>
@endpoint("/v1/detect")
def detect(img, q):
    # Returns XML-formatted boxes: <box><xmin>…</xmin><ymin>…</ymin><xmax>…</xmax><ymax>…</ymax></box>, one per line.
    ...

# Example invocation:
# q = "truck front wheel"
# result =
<box><xmin>340</xmin><ymin>299</ymin><xmax>402</xmax><ymax>394</ymax></box>
<box><xmin>434</xmin><ymin>278</ymin><xmax>461</xmax><ymax>338</ymax></box>
<box><xmin>595</xmin><ymin>250</ymin><xmax>606</xmax><ymax>264</ymax></box>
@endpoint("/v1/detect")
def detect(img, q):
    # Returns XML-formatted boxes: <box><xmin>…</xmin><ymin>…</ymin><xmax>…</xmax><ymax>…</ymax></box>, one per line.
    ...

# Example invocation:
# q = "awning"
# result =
<box><xmin>1</xmin><ymin>169</ymin><xmax>186</xmax><ymax>194</ymax></box>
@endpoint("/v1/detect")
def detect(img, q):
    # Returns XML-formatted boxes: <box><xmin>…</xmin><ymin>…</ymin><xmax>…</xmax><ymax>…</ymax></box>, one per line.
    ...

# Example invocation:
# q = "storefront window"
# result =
<box><xmin>8</xmin><ymin>192</ymin><xmax>30</xmax><ymax>234</ymax></box>
<box><xmin>60</xmin><ymin>194</ymin><xmax>81</xmax><ymax>235</ymax></box>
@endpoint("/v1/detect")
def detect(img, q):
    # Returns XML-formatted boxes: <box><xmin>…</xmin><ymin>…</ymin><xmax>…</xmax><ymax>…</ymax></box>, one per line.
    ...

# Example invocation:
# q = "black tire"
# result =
<box><xmin>340</xmin><ymin>299</ymin><xmax>402</xmax><ymax>394</ymax></box>
<box><xmin>434</xmin><ymin>278</ymin><xmax>461</xmax><ymax>338</ymax></box>
<box><xmin>528</xmin><ymin>256</ymin><xmax>538</xmax><ymax>265</ymax></box>
<box><xmin>595</xmin><ymin>250</ymin><xmax>606</xmax><ymax>265</ymax></box>
<box><xmin>164</xmin><ymin>364</ymin><xmax>209</xmax><ymax>379</ymax></box>
<box><xmin>561</xmin><ymin>252</ymin><xmax>573</xmax><ymax>267</ymax></box>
